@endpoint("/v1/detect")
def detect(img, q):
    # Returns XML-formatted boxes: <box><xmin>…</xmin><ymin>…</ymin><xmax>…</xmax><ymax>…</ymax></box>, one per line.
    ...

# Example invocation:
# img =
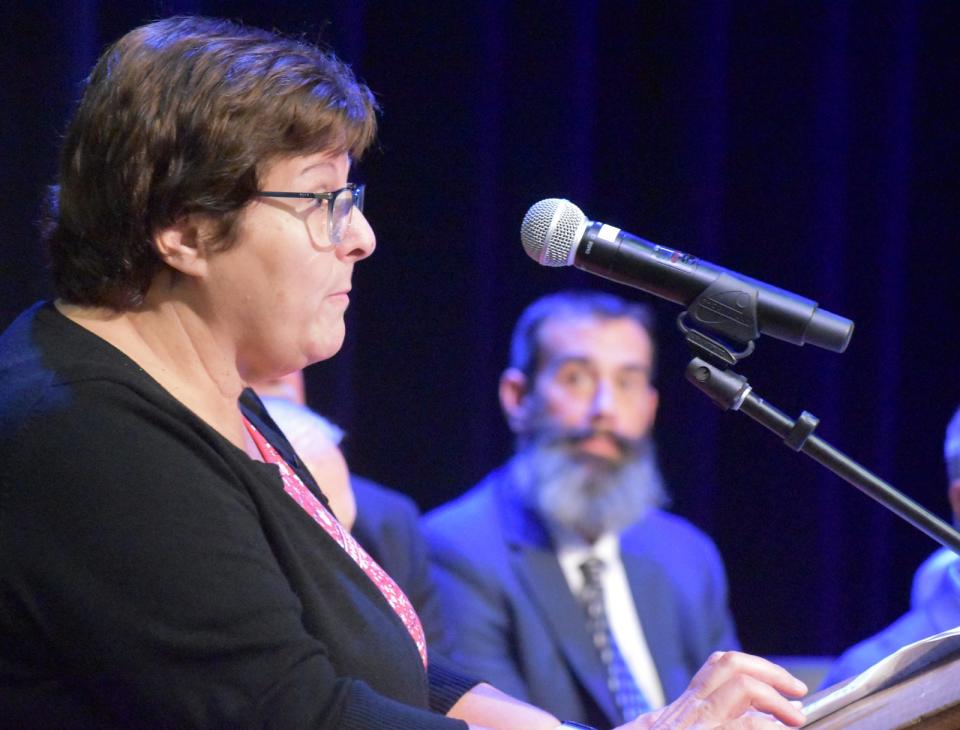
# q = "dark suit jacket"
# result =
<box><xmin>422</xmin><ymin>465</ymin><xmax>739</xmax><ymax>727</ymax></box>
<box><xmin>351</xmin><ymin>475</ymin><xmax>448</xmax><ymax>653</ymax></box>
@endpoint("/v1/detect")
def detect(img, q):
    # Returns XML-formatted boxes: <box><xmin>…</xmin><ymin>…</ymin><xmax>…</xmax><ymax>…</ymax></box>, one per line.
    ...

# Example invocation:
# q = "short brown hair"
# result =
<box><xmin>45</xmin><ymin>16</ymin><xmax>378</xmax><ymax>308</ymax></box>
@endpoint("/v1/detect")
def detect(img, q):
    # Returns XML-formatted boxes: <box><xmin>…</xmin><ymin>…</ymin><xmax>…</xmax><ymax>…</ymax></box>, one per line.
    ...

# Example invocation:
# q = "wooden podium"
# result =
<box><xmin>804</xmin><ymin>648</ymin><xmax>960</xmax><ymax>728</ymax></box>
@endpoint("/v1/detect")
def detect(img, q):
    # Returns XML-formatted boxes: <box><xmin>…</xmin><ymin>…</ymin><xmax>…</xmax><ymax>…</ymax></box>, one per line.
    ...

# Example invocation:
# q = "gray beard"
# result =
<box><xmin>510</xmin><ymin>431</ymin><xmax>669</xmax><ymax>543</ymax></box>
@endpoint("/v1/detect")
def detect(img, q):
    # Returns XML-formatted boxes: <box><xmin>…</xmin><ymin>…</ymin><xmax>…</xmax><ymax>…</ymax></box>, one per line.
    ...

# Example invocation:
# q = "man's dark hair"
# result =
<box><xmin>44</xmin><ymin>15</ymin><xmax>378</xmax><ymax>308</ymax></box>
<box><xmin>508</xmin><ymin>290</ymin><xmax>657</xmax><ymax>379</ymax></box>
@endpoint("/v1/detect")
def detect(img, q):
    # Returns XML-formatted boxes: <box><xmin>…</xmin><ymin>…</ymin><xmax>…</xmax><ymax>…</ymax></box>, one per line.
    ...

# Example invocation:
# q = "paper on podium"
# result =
<box><xmin>802</xmin><ymin>625</ymin><xmax>960</xmax><ymax>727</ymax></box>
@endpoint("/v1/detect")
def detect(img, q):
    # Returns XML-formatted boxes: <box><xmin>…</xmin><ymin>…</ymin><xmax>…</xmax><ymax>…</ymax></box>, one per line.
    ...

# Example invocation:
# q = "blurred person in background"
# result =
<box><xmin>821</xmin><ymin>406</ymin><xmax>960</xmax><ymax>687</ymax></box>
<box><xmin>425</xmin><ymin>291</ymin><xmax>739</xmax><ymax>728</ymax></box>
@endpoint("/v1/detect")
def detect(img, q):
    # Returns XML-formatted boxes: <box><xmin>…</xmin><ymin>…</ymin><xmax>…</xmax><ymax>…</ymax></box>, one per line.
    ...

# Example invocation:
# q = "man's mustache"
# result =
<box><xmin>534</xmin><ymin>425</ymin><xmax>643</xmax><ymax>459</ymax></box>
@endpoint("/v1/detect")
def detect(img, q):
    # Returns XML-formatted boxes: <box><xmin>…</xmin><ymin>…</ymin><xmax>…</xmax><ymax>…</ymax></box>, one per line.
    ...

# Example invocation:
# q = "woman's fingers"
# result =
<box><xmin>636</xmin><ymin>651</ymin><xmax>808</xmax><ymax>729</ymax></box>
<box><xmin>703</xmin><ymin>672</ymin><xmax>807</xmax><ymax>727</ymax></box>
<box><xmin>689</xmin><ymin>651</ymin><xmax>807</xmax><ymax>700</ymax></box>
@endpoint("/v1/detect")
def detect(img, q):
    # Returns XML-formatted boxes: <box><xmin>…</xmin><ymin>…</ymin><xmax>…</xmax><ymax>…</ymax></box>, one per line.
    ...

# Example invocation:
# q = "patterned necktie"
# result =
<box><xmin>579</xmin><ymin>556</ymin><xmax>652</xmax><ymax>723</ymax></box>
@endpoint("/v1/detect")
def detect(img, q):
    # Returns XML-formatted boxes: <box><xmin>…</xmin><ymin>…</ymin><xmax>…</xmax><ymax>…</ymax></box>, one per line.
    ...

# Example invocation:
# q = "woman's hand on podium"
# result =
<box><xmin>618</xmin><ymin>651</ymin><xmax>807</xmax><ymax>729</ymax></box>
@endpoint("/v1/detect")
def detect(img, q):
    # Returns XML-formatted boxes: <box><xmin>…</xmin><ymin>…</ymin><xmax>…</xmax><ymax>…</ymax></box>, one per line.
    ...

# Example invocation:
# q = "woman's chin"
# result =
<box><xmin>306</xmin><ymin>323</ymin><xmax>347</xmax><ymax>364</ymax></box>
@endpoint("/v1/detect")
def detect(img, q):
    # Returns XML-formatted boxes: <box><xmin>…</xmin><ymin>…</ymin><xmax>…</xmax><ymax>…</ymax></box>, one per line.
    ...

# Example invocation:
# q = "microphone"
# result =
<box><xmin>520</xmin><ymin>198</ymin><xmax>853</xmax><ymax>352</ymax></box>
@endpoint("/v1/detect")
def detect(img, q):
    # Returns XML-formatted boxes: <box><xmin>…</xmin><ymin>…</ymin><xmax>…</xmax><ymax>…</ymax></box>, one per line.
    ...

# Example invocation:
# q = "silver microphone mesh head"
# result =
<box><xmin>520</xmin><ymin>198</ymin><xmax>588</xmax><ymax>267</ymax></box>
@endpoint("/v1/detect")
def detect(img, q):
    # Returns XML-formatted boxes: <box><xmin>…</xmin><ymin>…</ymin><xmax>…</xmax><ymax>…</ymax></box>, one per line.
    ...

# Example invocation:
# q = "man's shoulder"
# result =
<box><xmin>421</xmin><ymin>466</ymin><xmax>521</xmax><ymax>558</ymax></box>
<box><xmin>353</xmin><ymin>474</ymin><xmax>420</xmax><ymax>517</ymax></box>
<box><xmin>623</xmin><ymin>508</ymin><xmax>722</xmax><ymax>557</ymax></box>
<box><xmin>823</xmin><ymin>608</ymin><xmax>940</xmax><ymax>688</ymax></box>
<box><xmin>424</xmin><ymin>469</ymin><xmax>509</xmax><ymax>528</ymax></box>
<box><xmin>824</xmin><ymin>552</ymin><xmax>960</xmax><ymax>688</ymax></box>
<box><xmin>421</xmin><ymin>467</ymin><xmax>536</xmax><ymax>604</ymax></box>
<box><xmin>911</xmin><ymin>547</ymin><xmax>960</xmax><ymax>608</ymax></box>
<box><xmin>351</xmin><ymin>474</ymin><xmax>424</xmax><ymax>551</ymax></box>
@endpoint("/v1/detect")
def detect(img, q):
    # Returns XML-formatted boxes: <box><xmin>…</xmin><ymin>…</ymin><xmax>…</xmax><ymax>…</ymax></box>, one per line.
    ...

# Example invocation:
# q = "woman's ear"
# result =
<box><xmin>499</xmin><ymin>368</ymin><xmax>532</xmax><ymax>435</ymax></box>
<box><xmin>151</xmin><ymin>217</ymin><xmax>209</xmax><ymax>278</ymax></box>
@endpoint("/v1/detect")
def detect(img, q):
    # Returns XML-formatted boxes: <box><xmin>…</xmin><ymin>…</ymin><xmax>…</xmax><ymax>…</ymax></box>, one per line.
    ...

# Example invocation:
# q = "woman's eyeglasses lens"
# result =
<box><xmin>261</xmin><ymin>185</ymin><xmax>365</xmax><ymax>245</ymax></box>
<box><xmin>330</xmin><ymin>186</ymin><xmax>363</xmax><ymax>243</ymax></box>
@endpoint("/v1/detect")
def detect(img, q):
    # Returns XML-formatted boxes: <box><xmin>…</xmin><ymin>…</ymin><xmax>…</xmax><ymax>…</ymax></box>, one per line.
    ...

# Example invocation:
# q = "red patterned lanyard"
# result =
<box><xmin>242</xmin><ymin>416</ymin><xmax>427</xmax><ymax>668</ymax></box>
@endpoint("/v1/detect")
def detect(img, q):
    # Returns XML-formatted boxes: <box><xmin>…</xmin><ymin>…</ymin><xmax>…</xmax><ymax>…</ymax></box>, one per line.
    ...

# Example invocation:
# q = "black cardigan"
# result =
<box><xmin>0</xmin><ymin>303</ymin><xmax>475</xmax><ymax>729</ymax></box>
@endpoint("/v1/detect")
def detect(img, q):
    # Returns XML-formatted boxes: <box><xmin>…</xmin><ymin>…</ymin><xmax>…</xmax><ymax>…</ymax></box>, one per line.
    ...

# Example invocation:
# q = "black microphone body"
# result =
<box><xmin>521</xmin><ymin>199</ymin><xmax>853</xmax><ymax>353</ymax></box>
<box><xmin>577</xmin><ymin>222</ymin><xmax>715</xmax><ymax>304</ymax></box>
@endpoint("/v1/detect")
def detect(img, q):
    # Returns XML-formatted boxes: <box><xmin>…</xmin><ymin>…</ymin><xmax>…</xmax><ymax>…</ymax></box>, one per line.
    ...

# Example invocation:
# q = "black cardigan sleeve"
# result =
<box><xmin>1</xmin><ymin>372</ymin><xmax>468</xmax><ymax>730</ymax></box>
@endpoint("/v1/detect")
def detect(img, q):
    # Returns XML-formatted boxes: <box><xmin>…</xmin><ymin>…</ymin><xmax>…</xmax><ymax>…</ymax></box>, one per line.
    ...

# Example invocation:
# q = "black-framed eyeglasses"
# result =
<box><xmin>257</xmin><ymin>183</ymin><xmax>365</xmax><ymax>244</ymax></box>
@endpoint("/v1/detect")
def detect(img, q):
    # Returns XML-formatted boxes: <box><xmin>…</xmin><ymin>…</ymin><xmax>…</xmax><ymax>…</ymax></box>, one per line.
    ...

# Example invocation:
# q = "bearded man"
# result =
<box><xmin>422</xmin><ymin>290</ymin><xmax>739</xmax><ymax>729</ymax></box>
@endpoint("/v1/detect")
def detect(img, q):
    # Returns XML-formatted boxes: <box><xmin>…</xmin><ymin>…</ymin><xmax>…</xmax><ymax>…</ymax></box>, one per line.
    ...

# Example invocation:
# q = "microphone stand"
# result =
<box><xmin>677</xmin><ymin>284</ymin><xmax>960</xmax><ymax>555</ymax></box>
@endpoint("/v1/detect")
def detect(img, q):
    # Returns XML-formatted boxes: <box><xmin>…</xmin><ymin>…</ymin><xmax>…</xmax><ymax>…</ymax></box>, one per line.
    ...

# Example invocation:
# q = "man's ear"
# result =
<box><xmin>948</xmin><ymin>479</ymin><xmax>960</xmax><ymax>525</ymax></box>
<box><xmin>499</xmin><ymin>368</ymin><xmax>532</xmax><ymax>434</ymax></box>
<box><xmin>645</xmin><ymin>384</ymin><xmax>659</xmax><ymax>429</ymax></box>
<box><xmin>151</xmin><ymin>217</ymin><xmax>209</xmax><ymax>278</ymax></box>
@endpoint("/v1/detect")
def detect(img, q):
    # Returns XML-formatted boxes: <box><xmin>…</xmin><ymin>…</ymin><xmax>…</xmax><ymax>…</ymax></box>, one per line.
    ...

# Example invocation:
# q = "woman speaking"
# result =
<box><xmin>0</xmin><ymin>16</ymin><xmax>805</xmax><ymax>729</ymax></box>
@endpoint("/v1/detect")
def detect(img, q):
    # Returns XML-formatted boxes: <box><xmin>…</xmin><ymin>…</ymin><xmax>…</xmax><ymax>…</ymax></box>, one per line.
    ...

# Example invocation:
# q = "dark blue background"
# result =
<box><xmin>3</xmin><ymin>1</ymin><xmax>958</xmax><ymax>658</ymax></box>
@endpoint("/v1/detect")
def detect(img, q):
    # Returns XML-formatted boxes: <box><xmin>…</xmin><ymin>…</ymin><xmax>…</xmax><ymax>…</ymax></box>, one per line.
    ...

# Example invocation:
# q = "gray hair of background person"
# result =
<box><xmin>508</xmin><ymin>290</ymin><xmax>657</xmax><ymax>380</ymax></box>
<box><xmin>261</xmin><ymin>396</ymin><xmax>346</xmax><ymax>448</ymax></box>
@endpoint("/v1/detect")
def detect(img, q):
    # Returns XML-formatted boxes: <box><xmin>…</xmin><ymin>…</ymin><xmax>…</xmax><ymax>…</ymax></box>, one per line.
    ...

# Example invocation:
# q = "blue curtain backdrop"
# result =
<box><xmin>2</xmin><ymin>1</ymin><xmax>958</xmax><ymax>658</ymax></box>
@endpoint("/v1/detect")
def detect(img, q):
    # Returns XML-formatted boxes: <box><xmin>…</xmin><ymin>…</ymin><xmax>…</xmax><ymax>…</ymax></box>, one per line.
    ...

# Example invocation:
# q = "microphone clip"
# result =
<box><xmin>677</xmin><ymin>311</ymin><xmax>756</xmax><ymax>370</ymax></box>
<box><xmin>677</xmin><ymin>270</ymin><xmax>762</xmax><ymax>369</ymax></box>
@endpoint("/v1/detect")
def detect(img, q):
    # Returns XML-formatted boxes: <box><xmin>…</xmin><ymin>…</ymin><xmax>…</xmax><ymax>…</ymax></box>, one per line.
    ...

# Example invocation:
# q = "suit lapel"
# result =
<box><xmin>621</xmin><ymin>532</ymin><xmax>688</xmax><ymax>702</ymax></box>
<box><xmin>495</xmin><ymin>475</ymin><xmax>621</xmax><ymax>725</ymax></box>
